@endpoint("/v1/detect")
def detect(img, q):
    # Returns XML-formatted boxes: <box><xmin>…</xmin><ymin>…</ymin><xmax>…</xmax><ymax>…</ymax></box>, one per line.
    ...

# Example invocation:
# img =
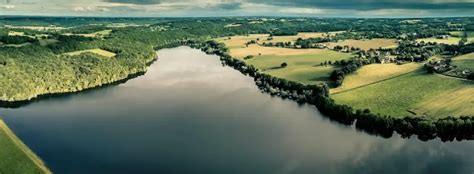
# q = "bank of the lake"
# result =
<box><xmin>4</xmin><ymin>47</ymin><xmax>474</xmax><ymax>174</ymax></box>
<box><xmin>0</xmin><ymin>119</ymin><xmax>51</xmax><ymax>174</ymax></box>
<box><xmin>193</xmin><ymin>40</ymin><xmax>474</xmax><ymax>141</ymax></box>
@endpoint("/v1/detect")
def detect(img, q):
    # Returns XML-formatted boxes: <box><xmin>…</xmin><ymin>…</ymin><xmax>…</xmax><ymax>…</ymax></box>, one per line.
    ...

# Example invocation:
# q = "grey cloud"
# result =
<box><xmin>215</xmin><ymin>2</ymin><xmax>241</xmax><ymax>10</ymax></box>
<box><xmin>101</xmin><ymin>0</ymin><xmax>474</xmax><ymax>11</ymax></box>
<box><xmin>247</xmin><ymin>0</ymin><xmax>474</xmax><ymax>10</ymax></box>
<box><xmin>104</xmin><ymin>0</ymin><xmax>174</xmax><ymax>5</ymax></box>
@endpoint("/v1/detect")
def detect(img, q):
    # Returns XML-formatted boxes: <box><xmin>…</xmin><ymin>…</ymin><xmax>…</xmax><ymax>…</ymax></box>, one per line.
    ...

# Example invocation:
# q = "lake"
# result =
<box><xmin>2</xmin><ymin>46</ymin><xmax>474</xmax><ymax>174</ymax></box>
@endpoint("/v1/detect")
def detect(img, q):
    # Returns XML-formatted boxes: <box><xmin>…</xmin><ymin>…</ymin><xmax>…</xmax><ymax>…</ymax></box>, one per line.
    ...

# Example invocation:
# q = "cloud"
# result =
<box><xmin>103</xmin><ymin>0</ymin><xmax>164</xmax><ymax>5</ymax></box>
<box><xmin>73</xmin><ymin>6</ymin><xmax>110</xmax><ymax>12</ymax></box>
<box><xmin>246</xmin><ymin>0</ymin><xmax>474</xmax><ymax>10</ymax></box>
<box><xmin>282</xmin><ymin>7</ymin><xmax>324</xmax><ymax>14</ymax></box>
<box><xmin>214</xmin><ymin>2</ymin><xmax>241</xmax><ymax>10</ymax></box>
<box><xmin>1</xmin><ymin>4</ymin><xmax>14</xmax><ymax>9</ymax></box>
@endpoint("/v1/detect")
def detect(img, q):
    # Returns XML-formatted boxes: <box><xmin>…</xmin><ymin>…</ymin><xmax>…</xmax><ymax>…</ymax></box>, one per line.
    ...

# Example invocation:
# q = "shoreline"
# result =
<box><xmin>190</xmin><ymin>41</ymin><xmax>474</xmax><ymax>142</ymax></box>
<box><xmin>0</xmin><ymin>119</ymin><xmax>51</xmax><ymax>174</ymax></box>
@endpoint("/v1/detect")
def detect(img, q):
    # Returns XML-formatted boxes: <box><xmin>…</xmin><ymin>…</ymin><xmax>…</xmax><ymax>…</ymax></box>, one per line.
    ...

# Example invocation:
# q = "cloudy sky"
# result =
<box><xmin>1</xmin><ymin>0</ymin><xmax>473</xmax><ymax>17</ymax></box>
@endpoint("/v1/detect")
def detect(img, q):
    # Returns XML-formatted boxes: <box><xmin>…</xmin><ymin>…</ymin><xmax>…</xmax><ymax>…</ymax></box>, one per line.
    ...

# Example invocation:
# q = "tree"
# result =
<box><xmin>468</xmin><ymin>73</ymin><xmax>474</xmax><ymax>80</ymax></box>
<box><xmin>281</xmin><ymin>62</ymin><xmax>288</xmax><ymax>68</ymax></box>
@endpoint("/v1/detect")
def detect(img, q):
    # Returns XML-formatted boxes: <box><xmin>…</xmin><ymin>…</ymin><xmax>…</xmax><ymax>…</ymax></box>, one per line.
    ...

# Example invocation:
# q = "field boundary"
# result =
<box><xmin>0</xmin><ymin>119</ymin><xmax>52</xmax><ymax>174</ymax></box>
<box><xmin>331</xmin><ymin>67</ymin><xmax>421</xmax><ymax>95</ymax></box>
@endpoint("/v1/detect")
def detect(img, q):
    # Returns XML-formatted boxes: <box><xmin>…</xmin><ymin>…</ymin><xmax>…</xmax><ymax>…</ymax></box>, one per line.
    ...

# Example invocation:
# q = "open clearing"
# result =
<box><xmin>218</xmin><ymin>33</ymin><xmax>353</xmax><ymax>59</ymax></box>
<box><xmin>451</xmin><ymin>53</ymin><xmax>474</xmax><ymax>71</ymax></box>
<box><xmin>450</xmin><ymin>31</ymin><xmax>474</xmax><ymax>44</ymax></box>
<box><xmin>269</xmin><ymin>32</ymin><xmax>342</xmax><ymax>43</ymax></box>
<box><xmin>326</xmin><ymin>39</ymin><xmax>398</xmax><ymax>50</ymax></box>
<box><xmin>39</xmin><ymin>39</ymin><xmax>59</xmax><ymax>46</ymax></box>
<box><xmin>229</xmin><ymin>44</ymin><xmax>349</xmax><ymax>59</ymax></box>
<box><xmin>0</xmin><ymin>120</ymin><xmax>51</xmax><ymax>174</ymax></box>
<box><xmin>412</xmin><ymin>85</ymin><xmax>474</xmax><ymax>118</ymax></box>
<box><xmin>332</xmin><ymin>69</ymin><xmax>473</xmax><ymax>118</ymax></box>
<box><xmin>7</xmin><ymin>31</ymin><xmax>26</xmax><ymax>36</ymax></box>
<box><xmin>64</xmin><ymin>48</ymin><xmax>116</xmax><ymax>58</ymax></box>
<box><xmin>215</xmin><ymin>34</ymin><xmax>268</xmax><ymax>49</ymax></box>
<box><xmin>443</xmin><ymin>53</ymin><xmax>474</xmax><ymax>78</ymax></box>
<box><xmin>64</xmin><ymin>29</ymin><xmax>112</xmax><ymax>38</ymax></box>
<box><xmin>331</xmin><ymin>63</ymin><xmax>423</xmax><ymax>94</ymax></box>
<box><xmin>246</xmin><ymin>51</ymin><xmax>352</xmax><ymax>84</ymax></box>
<box><xmin>416</xmin><ymin>36</ymin><xmax>461</xmax><ymax>45</ymax></box>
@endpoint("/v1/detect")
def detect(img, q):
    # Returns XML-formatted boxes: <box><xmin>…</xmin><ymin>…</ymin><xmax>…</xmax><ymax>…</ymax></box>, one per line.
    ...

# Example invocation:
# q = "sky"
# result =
<box><xmin>0</xmin><ymin>0</ymin><xmax>473</xmax><ymax>17</ymax></box>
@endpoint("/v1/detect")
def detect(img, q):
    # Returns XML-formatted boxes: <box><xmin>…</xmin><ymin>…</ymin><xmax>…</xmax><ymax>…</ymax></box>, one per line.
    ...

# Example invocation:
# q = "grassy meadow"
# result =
<box><xmin>443</xmin><ymin>53</ymin><xmax>474</xmax><ymax>78</ymax></box>
<box><xmin>64</xmin><ymin>48</ymin><xmax>117</xmax><ymax>58</ymax></box>
<box><xmin>215</xmin><ymin>32</ymin><xmax>342</xmax><ymax>50</ymax></box>
<box><xmin>331</xmin><ymin>63</ymin><xmax>422</xmax><ymax>94</ymax></box>
<box><xmin>326</xmin><ymin>39</ymin><xmax>398</xmax><ymax>50</ymax></box>
<box><xmin>7</xmin><ymin>31</ymin><xmax>27</xmax><ymax>37</ymax></box>
<box><xmin>450</xmin><ymin>31</ymin><xmax>474</xmax><ymax>44</ymax></box>
<box><xmin>451</xmin><ymin>53</ymin><xmax>474</xmax><ymax>71</ymax></box>
<box><xmin>217</xmin><ymin>33</ymin><xmax>353</xmax><ymax>84</ymax></box>
<box><xmin>0</xmin><ymin>120</ymin><xmax>51</xmax><ymax>174</ymax></box>
<box><xmin>413</xmin><ymin>85</ymin><xmax>474</xmax><ymax>118</ymax></box>
<box><xmin>64</xmin><ymin>29</ymin><xmax>112</xmax><ymax>38</ymax></box>
<box><xmin>416</xmin><ymin>36</ymin><xmax>461</xmax><ymax>45</ymax></box>
<box><xmin>269</xmin><ymin>31</ymin><xmax>342</xmax><ymax>43</ymax></box>
<box><xmin>332</xmin><ymin>69</ymin><xmax>473</xmax><ymax>118</ymax></box>
<box><xmin>246</xmin><ymin>51</ymin><xmax>352</xmax><ymax>84</ymax></box>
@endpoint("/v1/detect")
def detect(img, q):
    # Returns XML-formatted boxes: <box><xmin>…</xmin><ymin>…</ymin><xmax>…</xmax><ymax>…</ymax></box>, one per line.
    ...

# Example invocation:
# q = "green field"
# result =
<box><xmin>332</xmin><ymin>69</ymin><xmax>473</xmax><ymax>118</ymax></box>
<box><xmin>326</xmin><ymin>39</ymin><xmax>398</xmax><ymax>50</ymax></box>
<box><xmin>416</xmin><ymin>36</ymin><xmax>461</xmax><ymax>45</ymax></box>
<box><xmin>64</xmin><ymin>48</ymin><xmax>116</xmax><ymax>58</ymax></box>
<box><xmin>245</xmin><ymin>49</ymin><xmax>352</xmax><ymax>84</ymax></box>
<box><xmin>413</xmin><ymin>84</ymin><xmax>474</xmax><ymax>118</ymax></box>
<box><xmin>331</xmin><ymin>63</ymin><xmax>422</xmax><ymax>93</ymax></box>
<box><xmin>451</xmin><ymin>53</ymin><xmax>474</xmax><ymax>71</ymax></box>
<box><xmin>450</xmin><ymin>31</ymin><xmax>474</xmax><ymax>44</ymax></box>
<box><xmin>38</xmin><ymin>39</ymin><xmax>58</xmax><ymax>46</ymax></box>
<box><xmin>0</xmin><ymin>120</ymin><xmax>51</xmax><ymax>174</ymax></box>
<box><xmin>64</xmin><ymin>29</ymin><xmax>112</xmax><ymax>38</ymax></box>
<box><xmin>443</xmin><ymin>53</ymin><xmax>474</xmax><ymax>78</ymax></box>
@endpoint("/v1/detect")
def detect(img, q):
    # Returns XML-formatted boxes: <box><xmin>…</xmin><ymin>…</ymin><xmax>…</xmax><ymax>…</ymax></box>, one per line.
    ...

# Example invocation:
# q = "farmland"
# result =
<box><xmin>331</xmin><ymin>63</ymin><xmax>422</xmax><ymax>94</ymax></box>
<box><xmin>215</xmin><ymin>32</ymin><xmax>342</xmax><ymax>50</ymax></box>
<box><xmin>416</xmin><ymin>36</ymin><xmax>461</xmax><ymax>45</ymax></box>
<box><xmin>217</xmin><ymin>33</ymin><xmax>353</xmax><ymax>84</ymax></box>
<box><xmin>326</xmin><ymin>38</ymin><xmax>398</xmax><ymax>50</ymax></box>
<box><xmin>443</xmin><ymin>53</ymin><xmax>474</xmax><ymax>78</ymax></box>
<box><xmin>450</xmin><ymin>31</ymin><xmax>474</xmax><ymax>44</ymax></box>
<box><xmin>412</xmin><ymin>85</ymin><xmax>474</xmax><ymax>118</ymax></box>
<box><xmin>332</xmin><ymin>69</ymin><xmax>474</xmax><ymax>118</ymax></box>
<box><xmin>0</xmin><ymin>120</ymin><xmax>51</xmax><ymax>174</ymax></box>
<box><xmin>450</xmin><ymin>53</ymin><xmax>474</xmax><ymax>71</ymax></box>
<box><xmin>63</xmin><ymin>29</ymin><xmax>112</xmax><ymax>38</ymax></box>
<box><xmin>268</xmin><ymin>31</ymin><xmax>342</xmax><ymax>43</ymax></box>
<box><xmin>246</xmin><ymin>51</ymin><xmax>352</xmax><ymax>84</ymax></box>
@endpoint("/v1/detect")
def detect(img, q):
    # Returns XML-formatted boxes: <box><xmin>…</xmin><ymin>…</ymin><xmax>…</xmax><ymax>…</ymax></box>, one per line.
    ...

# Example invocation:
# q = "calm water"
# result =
<box><xmin>2</xmin><ymin>47</ymin><xmax>474</xmax><ymax>174</ymax></box>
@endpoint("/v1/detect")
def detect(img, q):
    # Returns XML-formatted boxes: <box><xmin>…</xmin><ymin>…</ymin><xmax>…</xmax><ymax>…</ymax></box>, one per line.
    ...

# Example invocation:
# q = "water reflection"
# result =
<box><xmin>2</xmin><ymin>47</ymin><xmax>474</xmax><ymax>174</ymax></box>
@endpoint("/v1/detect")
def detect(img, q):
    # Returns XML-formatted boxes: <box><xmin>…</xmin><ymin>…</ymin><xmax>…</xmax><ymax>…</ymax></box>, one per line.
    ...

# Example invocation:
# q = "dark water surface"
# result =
<box><xmin>2</xmin><ymin>47</ymin><xmax>474</xmax><ymax>174</ymax></box>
